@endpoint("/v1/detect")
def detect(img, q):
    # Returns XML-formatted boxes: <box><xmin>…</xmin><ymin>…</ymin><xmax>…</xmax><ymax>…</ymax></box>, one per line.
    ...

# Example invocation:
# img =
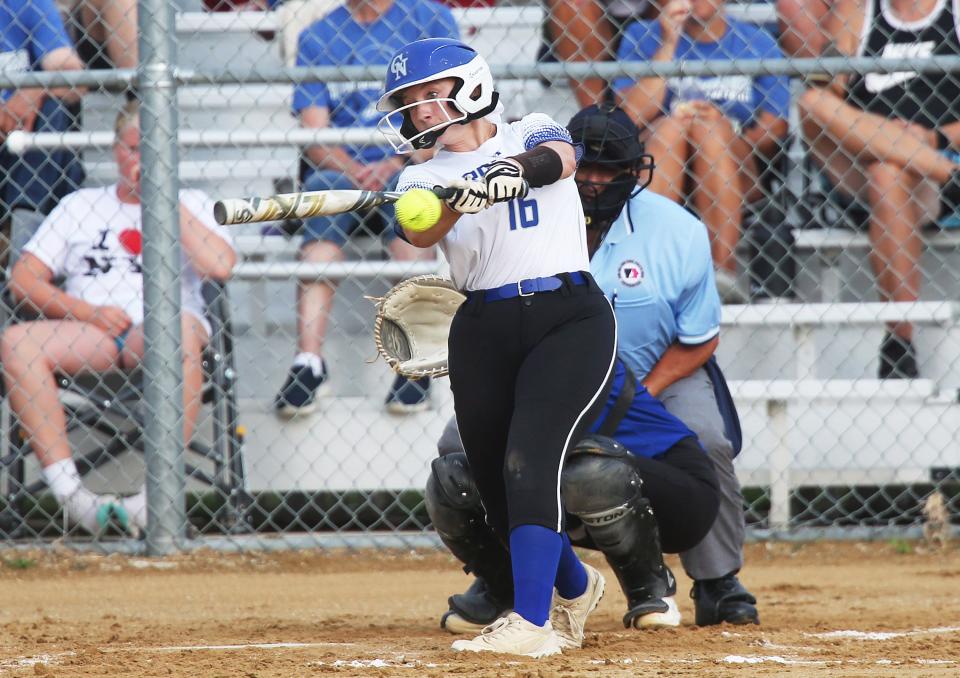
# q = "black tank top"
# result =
<box><xmin>847</xmin><ymin>0</ymin><xmax>960</xmax><ymax>127</ymax></box>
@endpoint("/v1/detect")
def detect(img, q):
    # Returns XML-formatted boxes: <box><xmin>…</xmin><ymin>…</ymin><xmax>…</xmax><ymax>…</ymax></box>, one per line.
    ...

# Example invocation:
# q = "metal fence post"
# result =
<box><xmin>139</xmin><ymin>0</ymin><xmax>185</xmax><ymax>555</ymax></box>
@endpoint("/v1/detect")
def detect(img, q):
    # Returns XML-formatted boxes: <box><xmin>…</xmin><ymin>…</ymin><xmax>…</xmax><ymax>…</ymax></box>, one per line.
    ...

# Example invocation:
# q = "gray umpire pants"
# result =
<box><xmin>435</xmin><ymin>365</ymin><xmax>745</xmax><ymax>581</ymax></box>
<box><xmin>660</xmin><ymin>367</ymin><xmax>745</xmax><ymax>581</ymax></box>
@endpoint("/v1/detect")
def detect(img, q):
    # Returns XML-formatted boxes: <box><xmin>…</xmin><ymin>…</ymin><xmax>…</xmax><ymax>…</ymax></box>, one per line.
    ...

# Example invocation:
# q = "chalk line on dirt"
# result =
<box><xmin>807</xmin><ymin>626</ymin><xmax>960</xmax><ymax>641</ymax></box>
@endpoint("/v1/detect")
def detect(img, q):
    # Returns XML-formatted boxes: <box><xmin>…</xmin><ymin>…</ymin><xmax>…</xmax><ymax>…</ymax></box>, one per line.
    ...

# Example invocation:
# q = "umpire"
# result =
<box><xmin>575</xmin><ymin>104</ymin><xmax>758</xmax><ymax>626</ymax></box>
<box><xmin>432</xmin><ymin>104</ymin><xmax>759</xmax><ymax>630</ymax></box>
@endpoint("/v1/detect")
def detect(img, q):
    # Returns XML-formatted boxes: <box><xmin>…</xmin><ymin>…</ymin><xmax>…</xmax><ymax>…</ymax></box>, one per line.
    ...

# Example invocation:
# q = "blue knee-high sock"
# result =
<box><xmin>510</xmin><ymin>524</ymin><xmax>561</xmax><ymax>627</ymax></box>
<box><xmin>554</xmin><ymin>532</ymin><xmax>588</xmax><ymax>600</ymax></box>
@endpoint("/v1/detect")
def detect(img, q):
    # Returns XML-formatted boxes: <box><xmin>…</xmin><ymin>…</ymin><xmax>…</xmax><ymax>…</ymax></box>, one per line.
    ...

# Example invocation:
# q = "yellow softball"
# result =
<box><xmin>395</xmin><ymin>189</ymin><xmax>442</xmax><ymax>232</ymax></box>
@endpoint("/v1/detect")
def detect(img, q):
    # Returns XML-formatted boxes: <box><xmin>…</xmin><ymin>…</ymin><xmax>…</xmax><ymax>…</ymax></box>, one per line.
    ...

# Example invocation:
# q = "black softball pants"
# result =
<box><xmin>447</xmin><ymin>273</ymin><xmax>617</xmax><ymax>540</ymax></box>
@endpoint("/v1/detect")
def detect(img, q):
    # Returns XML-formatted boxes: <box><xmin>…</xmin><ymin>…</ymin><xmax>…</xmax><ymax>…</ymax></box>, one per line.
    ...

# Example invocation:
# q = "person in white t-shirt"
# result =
<box><xmin>0</xmin><ymin>100</ymin><xmax>237</xmax><ymax>537</ymax></box>
<box><xmin>376</xmin><ymin>38</ymin><xmax>617</xmax><ymax>657</ymax></box>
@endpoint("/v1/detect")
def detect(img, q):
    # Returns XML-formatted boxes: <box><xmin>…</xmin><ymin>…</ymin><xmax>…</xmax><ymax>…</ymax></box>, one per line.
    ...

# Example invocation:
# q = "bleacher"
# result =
<box><xmin>17</xmin><ymin>0</ymin><xmax>960</xmax><ymax>526</ymax></box>
<box><xmin>85</xmin><ymin>1</ymin><xmax>778</xmax><ymax>199</ymax></box>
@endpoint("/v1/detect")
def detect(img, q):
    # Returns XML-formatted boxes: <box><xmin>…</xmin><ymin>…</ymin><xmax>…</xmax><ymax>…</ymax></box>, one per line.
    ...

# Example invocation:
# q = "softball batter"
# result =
<box><xmin>377</xmin><ymin>38</ymin><xmax>617</xmax><ymax>657</ymax></box>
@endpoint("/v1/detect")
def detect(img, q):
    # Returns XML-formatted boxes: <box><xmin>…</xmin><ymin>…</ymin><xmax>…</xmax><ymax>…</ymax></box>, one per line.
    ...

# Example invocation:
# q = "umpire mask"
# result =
<box><xmin>567</xmin><ymin>105</ymin><xmax>655</xmax><ymax>246</ymax></box>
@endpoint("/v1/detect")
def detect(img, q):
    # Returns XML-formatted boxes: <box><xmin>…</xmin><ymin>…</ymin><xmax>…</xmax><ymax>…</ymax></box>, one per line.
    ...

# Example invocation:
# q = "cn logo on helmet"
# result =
<box><xmin>390</xmin><ymin>54</ymin><xmax>408</xmax><ymax>78</ymax></box>
<box><xmin>618</xmin><ymin>260</ymin><xmax>644</xmax><ymax>286</ymax></box>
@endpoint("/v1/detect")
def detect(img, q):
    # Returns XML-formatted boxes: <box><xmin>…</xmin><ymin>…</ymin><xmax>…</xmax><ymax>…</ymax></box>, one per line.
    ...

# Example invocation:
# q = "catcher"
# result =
<box><xmin>426</xmin><ymin>359</ymin><xmax>720</xmax><ymax>631</ymax></box>
<box><xmin>375</xmin><ymin>37</ymin><xmax>617</xmax><ymax>657</ymax></box>
<box><xmin>374</xmin><ymin>285</ymin><xmax>719</xmax><ymax>631</ymax></box>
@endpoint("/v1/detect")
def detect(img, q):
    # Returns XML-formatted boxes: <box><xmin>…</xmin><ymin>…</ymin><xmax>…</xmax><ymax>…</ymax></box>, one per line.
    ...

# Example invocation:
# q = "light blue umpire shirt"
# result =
<box><xmin>590</xmin><ymin>189</ymin><xmax>722</xmax><ymax>379</ymax></box>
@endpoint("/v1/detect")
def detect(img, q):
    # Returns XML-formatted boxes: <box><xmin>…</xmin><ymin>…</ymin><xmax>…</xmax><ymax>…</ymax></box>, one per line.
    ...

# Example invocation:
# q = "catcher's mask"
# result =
<box><xmin>567</xmin><ymin>104</ymin><xmax>655</xmax><ymax>247</ymax></box>
<box><xmin>376</xmin><ymin>38</ymin><xmax>500</xmax><ymax>154</ymax></box>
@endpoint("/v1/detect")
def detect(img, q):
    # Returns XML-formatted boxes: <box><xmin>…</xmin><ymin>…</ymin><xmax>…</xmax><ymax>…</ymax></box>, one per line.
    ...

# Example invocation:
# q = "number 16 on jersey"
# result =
<box><xmin>508</xmin><ymin>197</ymin><xmax>539</xmax><ymax>230</ymax></box>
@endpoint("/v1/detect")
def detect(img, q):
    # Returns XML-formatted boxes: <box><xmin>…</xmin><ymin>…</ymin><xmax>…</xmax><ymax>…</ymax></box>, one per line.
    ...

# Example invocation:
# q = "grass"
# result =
<box><xmin>888</xmin><ymin>538</ymin><xmax>914</xmax><ymax>555</ymax></box>
<box><xmin>3</xmin><ymin>556</ymin><xmax>36</xmax><ymax>570</ymax></box>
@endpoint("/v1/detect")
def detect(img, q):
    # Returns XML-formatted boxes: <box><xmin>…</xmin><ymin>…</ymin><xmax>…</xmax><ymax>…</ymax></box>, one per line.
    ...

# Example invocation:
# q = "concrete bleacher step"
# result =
<box><xmin>793</xmin><ymin>228</ymin><xmax>960</xmax><ymax>300</ymax></box>
<box><xmin>729</xmin><ymin>378</ymin><xmax>941</xmax><ymax>401</ymax></box>
<box><xmin>722</xmin><ymin>301</ymin><xmax>958</xmax><ymax>327</ymax></box>
<box><xmin>794</xmin><ymin>227</ymin><xmax>960</xmax><ymax>253</ymax></box>
<box><xmin>84</xmin><ymin>158</ymin><xmax>297</xmax><ymax>186</ymax></box>
<box><xmin>717</xmin><ymin>302</ymin><xmax>960</xmax><ymax>385</ymax></box>
<box><xmin>238</xmin><ymin>392</ymin><xmax>454</xmax><ymax>492</ymax></box>
<box><xmin>81</xmin><ymin>83</ymin><xmax>297</xmax><ymax>197</ymax></box>
<box><xmin>229</xmin><ymin>376</ymin><xmax>959</xmax><ymax>494</ymax></box>
<box><xmin>719</xmin><ymin>322</ymin><xmax>960</xmax><ymax>386</ymax></box>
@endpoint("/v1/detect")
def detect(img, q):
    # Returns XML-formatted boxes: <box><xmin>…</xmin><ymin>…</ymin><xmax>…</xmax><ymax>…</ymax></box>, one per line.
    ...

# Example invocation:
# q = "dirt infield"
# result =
<box><xmin>1</xmin><ymin>540</ymin><xmax>959</xmax><ymax>677</ymax></box>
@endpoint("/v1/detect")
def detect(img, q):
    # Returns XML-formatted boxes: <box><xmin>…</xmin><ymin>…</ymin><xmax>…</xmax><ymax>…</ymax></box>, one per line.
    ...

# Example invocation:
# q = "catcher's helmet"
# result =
<box><xmin>376</xmin><ymin>38</ymin><xmax>499</xmax><ymax>153</ymax></box>
<box><xmin>567</xmin><ymin>104</ymin><xmax>655</xmax><ymax>239</ymax></box>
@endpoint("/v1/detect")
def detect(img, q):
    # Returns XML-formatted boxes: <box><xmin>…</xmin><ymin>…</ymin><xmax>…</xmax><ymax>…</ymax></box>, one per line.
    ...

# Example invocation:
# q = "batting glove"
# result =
<box><xmin>444</xmin><ymin>179</ymin><xmax>489</xmax><ymax>214</ymax></box>
<box><xmin>483</xmin><ymin>159</ymin><xmax>529</xmax><ymax>205</ymax></box>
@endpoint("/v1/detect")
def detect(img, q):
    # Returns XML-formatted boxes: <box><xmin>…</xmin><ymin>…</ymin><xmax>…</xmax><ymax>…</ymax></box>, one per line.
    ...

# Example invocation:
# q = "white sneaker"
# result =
<box><xmin>550</xmin><ymin>562</ymin><xmax>606</xmax><ymax>649</ymax></box>
<box><xmin>451</xmin><ymin>612</ymin><xmax>563</xmax><ymax>657</ymax></box>
<box><xmin>63</xmin><ymin>491</ymin><xmax>136</xmax><ymax>537</ymax></box>
<box><xmin>632</xmin><ymin>596</ymin><xmax>681</xmax><ymax>628</ymax></box>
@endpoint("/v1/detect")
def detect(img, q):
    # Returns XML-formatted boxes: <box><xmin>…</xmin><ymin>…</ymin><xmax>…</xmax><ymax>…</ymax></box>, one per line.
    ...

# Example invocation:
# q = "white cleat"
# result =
<box><xmin>451</xmin><ymin>612</ymin><xmax>563</xmax><ymax>658</ymax></box>
<box><xmin>632</xmin><ymin>596</ymin><xmax>682</xmax><ymax>628</ymax></box>
<box><xmin>550</xmin><ymin>562</ymin><xmax>606</xmax><ymax>649</ymax></box>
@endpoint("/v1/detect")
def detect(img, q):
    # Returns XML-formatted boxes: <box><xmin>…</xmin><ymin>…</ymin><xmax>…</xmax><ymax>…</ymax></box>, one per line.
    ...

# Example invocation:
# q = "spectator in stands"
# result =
<box><xmin>545</xmin><ymin>0</ymin><xmax>655</xmax><ymax>108</ymax></box>
<box><xmin>777</xmin><ymin>0</ymin><xmax>831</xmax><ymax>58</ymax></box>
<box><xmin>59</xmin><ymin>0</ymin><xmax>138</xmax><ymax>69</ymax></box>
<box><xmin>264</xmin><ymin>0</ymin><xmax>488</xmax><ymax>69</ymax></box>
<box><xmin>1</xmin><ymin>0</ymin><xmax>86</xmax><ymax>264</ymax></box>
<box><xmin>798</xmin><ymin>0</ymin><xmax>960</xmax><ymax>378</ymax></box>
<box><xmin>614</xmin><ymin>0</ymin><xmax>790</xmax><ymax>303</ymax></box>
<box><xmin>272</xmin><ymin>0</ymin><xmax>341</xmax><ymax>67</ymax></box>
<box><xmin>0</xmin><ymin>100</ymin><xmax>237</xmax><ymax>536</ymax></box>
<box><xmin>274</xmin><ymin>0</ymin><xmax>458</xmax><ymax>418</ymax></box>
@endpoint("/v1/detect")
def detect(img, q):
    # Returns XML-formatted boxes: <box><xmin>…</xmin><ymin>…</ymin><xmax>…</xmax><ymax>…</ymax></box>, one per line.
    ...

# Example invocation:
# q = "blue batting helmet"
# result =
<box><xmin>376</xmin><ymin>38</ymin><xmax>499</xmax><ymax>152</ymax></box>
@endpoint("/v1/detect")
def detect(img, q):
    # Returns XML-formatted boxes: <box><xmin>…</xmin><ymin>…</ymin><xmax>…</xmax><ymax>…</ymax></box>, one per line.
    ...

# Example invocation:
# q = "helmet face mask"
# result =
<box><xmin>567</xmin><ymin>105</ymin><xmax>655</xmax><ymax>241</ymax></box>
<box><xmin>377</xmin><ymin>38</ymin><xmax>500</xmax><ymax>153</ymax></box>
<box><xmin>377</xmin><ymin>97</ymin><xmax>465</xmax><ymax>154</ymax></box>
<box><xmin>577</xmin><ymin>167</ymin><xmax>647</xmax><ymax>233</ymax></box>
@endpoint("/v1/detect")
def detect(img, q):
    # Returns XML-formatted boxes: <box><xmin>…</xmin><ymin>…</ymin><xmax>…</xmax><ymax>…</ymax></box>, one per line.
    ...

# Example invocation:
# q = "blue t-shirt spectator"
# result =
<box><xmin>1</xmin><ymin>0</ymin><xmax>71</xmax><ymax>101</ymax></box>
<box><xmin>292</xmin><ymin>0</ymin><xmax>459</xmax><ymax>164</ymax></box>
<box><xmin>1</xmin><ymin>0</ymin><xmax>84</xmax><ymax>214</ymax></box>
<box><xmin>613</xmin><ymin>18</ymin><xmax>790</xmax><ymax>128</ymax></box>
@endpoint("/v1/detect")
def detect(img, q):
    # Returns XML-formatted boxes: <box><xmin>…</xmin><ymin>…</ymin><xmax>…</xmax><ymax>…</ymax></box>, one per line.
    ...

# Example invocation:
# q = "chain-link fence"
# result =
<box><xmin>1</xmin><ymin>0</ymin><xmax>959</xmax><ymax>553</ymax></box>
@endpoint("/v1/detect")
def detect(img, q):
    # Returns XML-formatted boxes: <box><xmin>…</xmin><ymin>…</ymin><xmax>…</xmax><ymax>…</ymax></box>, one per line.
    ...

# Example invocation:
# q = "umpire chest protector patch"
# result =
<box><xmin>618</xmin><ymin>260</ymin><xmax>645</xmax><ymax>287</ymax></box>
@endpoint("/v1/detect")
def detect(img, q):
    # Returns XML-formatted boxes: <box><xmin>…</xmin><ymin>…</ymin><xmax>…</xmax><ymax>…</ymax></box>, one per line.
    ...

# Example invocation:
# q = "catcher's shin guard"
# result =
<box><xmin>426</xmin><ymin>453</ymin><xmax>513</xmax><ymax>630</ymax></box>
<box><xmin>562</xmin><ymin>435</ymin><xmax>678</xmax><ymax>629</ymax></box>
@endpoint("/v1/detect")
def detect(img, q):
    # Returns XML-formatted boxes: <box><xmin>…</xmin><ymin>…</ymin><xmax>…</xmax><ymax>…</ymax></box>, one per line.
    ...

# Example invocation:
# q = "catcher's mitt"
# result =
<box><xmin>370</xmin><ymin>275</ymin><xmax>465</xmax><ymax>378</ymax></box>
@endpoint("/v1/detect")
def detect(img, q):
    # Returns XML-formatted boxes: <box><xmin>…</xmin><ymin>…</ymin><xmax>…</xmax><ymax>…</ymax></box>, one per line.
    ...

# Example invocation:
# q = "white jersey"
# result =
<box><xmin>396</xmin><ymin>113</ymin><xmax>589</xmax><ymax>291</ymax></box>
<box><xmin>24</xmin><ymin>185</ymin><xmax>234</xmax><ymax>332</ymax></box>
